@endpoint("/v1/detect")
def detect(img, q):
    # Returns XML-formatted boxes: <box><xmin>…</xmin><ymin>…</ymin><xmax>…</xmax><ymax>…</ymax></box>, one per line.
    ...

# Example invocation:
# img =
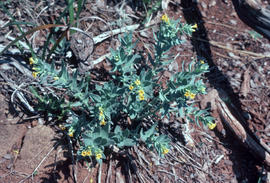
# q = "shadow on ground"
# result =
<box><xmin>179</xmin><ymin>1</ymin><xmax>261</xmax><ymax>182</ymax></box>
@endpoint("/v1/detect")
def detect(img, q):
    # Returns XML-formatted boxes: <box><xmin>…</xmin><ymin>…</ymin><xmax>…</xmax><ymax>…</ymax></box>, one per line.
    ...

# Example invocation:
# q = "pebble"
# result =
<box><xmin>229</xmin><ymin>20</ymin><xmax>237</xmax><ymax>25</ymax></box>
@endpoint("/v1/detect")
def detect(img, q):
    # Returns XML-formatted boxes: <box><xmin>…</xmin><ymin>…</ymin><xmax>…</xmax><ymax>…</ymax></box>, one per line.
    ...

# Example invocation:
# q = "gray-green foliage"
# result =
<box><xmin>30</xmin><ymin>16</ymin><xmax>214</xmax><ymax>162</ymax></box>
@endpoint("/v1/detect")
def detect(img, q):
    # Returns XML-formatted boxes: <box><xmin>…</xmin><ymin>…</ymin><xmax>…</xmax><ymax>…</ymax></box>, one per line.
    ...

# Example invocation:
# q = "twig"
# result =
<box><xmin>194</xmin><ymin>37</ymin><xmax>270</xmax><ymax>58</ymax></box>
<box><xmin>98</xmin><ymin>162</ymin><xmax>102</xmax><ymax>183</ymax></box>
<box><xmin>157</xmin><ymin>169</ymin><xmax>186</xmax><ymax>183</ymax></box>
<box><xmin>67</xmin><ymin>135</ymin><xmax>77</xmax><ymax>183</ymax></box>
<box><xmin>214</xmin><ymin>89</ymin><xmax>270</xmax><ymax>167</ymax></box>
<box><xmin>106</xmin><ymin>158</ymin><xmax>112</xmax><ymax>183</ymax></box>
<box><xmin>0</xmin><ymin>71</ymin><xmax>36</xmax><ymax>114</ymax></box>
<box><xmin>92</xmin><ymin>24</ymin><xmax>139</xmax><ymax>44</ymax></box>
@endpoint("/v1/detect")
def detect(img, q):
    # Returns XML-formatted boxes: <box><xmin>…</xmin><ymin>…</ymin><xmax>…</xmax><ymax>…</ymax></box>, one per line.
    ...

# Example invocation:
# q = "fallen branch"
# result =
<box><xmin>194</xmin><ymin>37</ymin><xmax>270</xmax><ymax>59</ymax></box>
<box><xmin>213</xmin><ymin>89</ymin><xmax>270</xmax><ymax>167</ymax></box>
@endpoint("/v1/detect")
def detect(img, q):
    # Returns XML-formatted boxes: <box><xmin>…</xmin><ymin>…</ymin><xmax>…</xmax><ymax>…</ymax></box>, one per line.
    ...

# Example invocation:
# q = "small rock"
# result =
<box><xmin>230</xmin><ymin>19</ymin><xmax>237</xmax><ymax>25</ymax></box>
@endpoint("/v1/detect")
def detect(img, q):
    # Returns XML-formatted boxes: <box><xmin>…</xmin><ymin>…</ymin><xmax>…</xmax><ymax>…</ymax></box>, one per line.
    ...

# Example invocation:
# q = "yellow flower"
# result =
<box><xmin>86</xmin><ymin>150</ymin><xmax>92</xmax><ymax>156</ymax></box>
<box><xmin>184</xmin><ymin>90</ymin><xmax>196</xmax><ymax>99</ymax></box>
<box><xmin>184</xmin><ymin>90</ymin><xmax>191</xmax><ymax>98</ymax></box>
<box><xmin>191</xmin><ymin>23</ymin><xmax>198</xmax><ymax>32</ymax></box>
<box><xmin>96</xmin><ymin>153</ymin><xmax>102</xmax><ymax>160</ymax></box>
<box><xmin>100</xmin><ymin>119</ymin><xmax>106</xmax><ymax>126</ymax></box>
<box><xmin>129</xmin><ymin>85</ymin><xmax>134</xmax><ymax>90</ymax></box>
<box><xmin>135</xmin><ymin>79</ymin><xmax>141</xmax><ymax>86</ymax></box>
<box><xmin>162</xmin><ymin>148</ymin><xmax>169</xmax><ymax>155</ymax></box>
<box><xmin>200</xmin><ymin>60</ymin><xmax>205</xmax><ymax>64</ymax></box>
<box><xmin>208</xmin><ymin>122</ymin><xmax>216</xmax><ymax>130</ymax></box>
<box><xmin>32</xmin><ymin>72</ymin><xmax>38</xmax><ymax>78</ymax></box>
<box><xmin>139</xmin><ymin>95</ymin><xmax>145</xmax><ymax>101</ymax></box>
<box><xmin>138</xmin><ymin>89</ymin><xmax>144</xmax><ymax>95</ymax></box>
<box><xmin>29</xmin><ymin>57</ymin><xmax>35</xmax><ymax>65</ymax></box>
<box><xmin>68</xmin><ymin>132</ymin><xmax>74</xmax><ymax>137</ymax></box>
<box><xmin>53</xmin><ymin>76</ymin><xmax>59</xmax><ymax>80</ymax></box>
<box><xmin>99</xmin><ymin>110</ymin><xmax>103</xmax><ymax>117</ymax></box>
<box><xmin>189</xmin><ymin>93</ymin><xmax>196</xmax><ymax>99</ymax></box>
<box><xmin>161</xmin><ymin>14</ymin><xmax>170</xmax><ymax>23</ymax></box>
<box><xmin>81</xmin><ymin>151</ymin><xmax>87</xmax><ymax>157</ymax></box>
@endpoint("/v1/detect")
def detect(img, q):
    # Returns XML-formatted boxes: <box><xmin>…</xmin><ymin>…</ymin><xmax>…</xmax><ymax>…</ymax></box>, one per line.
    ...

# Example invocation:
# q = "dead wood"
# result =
<box><xmin>240</xmin><ymin>67</ymin><xmax>251</xmax><ymax>97</ymax></box>
<box><xmin>213</xmin><ymin>89</ymin><xmax>270</xmax><ymax>167</ymax></box>
<box><xmin>232</xmin><ymin>0</ymin><xmax>270</xmax><ymax>40</ymax></box>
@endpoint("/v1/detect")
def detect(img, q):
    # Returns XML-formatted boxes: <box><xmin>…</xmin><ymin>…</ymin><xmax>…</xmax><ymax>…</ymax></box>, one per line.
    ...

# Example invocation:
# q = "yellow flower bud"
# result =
<box><xmin>161</xmin><ymin>14</ymin><xmax>170</xmax><ymax>23</ymax></box>
<box><xmin>29</xmin><ymin>57</ymin><xmax>35</xmax><ymax>65</ymax></box>
<box><xmin>191</xmin><ymin>23</ymin><xmax>198</xmax><ymax>32</ymax></box>
<box><xmin>100</xmin><ymin>119</ymin><xmax>106</xmax><ymax>126</ymax></box>
<box><xmin>96</xmin><ymin>153</ymin><xmax>102</xmax><ymax>160</ymax></box>
<box><xmin>81</xmin><ymin>151</ymin><xmax>87</xmax><ymax>157</ymax></box>
<box><xmin>32</xmin><ymin>72</ymin><xmax>38</xmax><ymax>78</ymax></box>
<box><xmin>129</xmin><ymin>85</ymin><xmax>134</xmax><ymax>90</ymax></box>
<box><xmin>189</xmin><ymin>93</ymin><xmax>196</xmax><ymax>99</ymax></box>
<box><xmin>135</xmin><ymin>79</ymin><xmax>141</xmax><ymax>86</ymax></box>
<box><xmin>208</xmin><ymin>122</ymin><xmax>217</xmax><ymax>130</ymax></box>
<box><xmin>86</xmin><ymin>150</ymin><xmax>92</xmax><ymax>156</ymax></box>
<box><xmin>162</xmin><ymin>148</ymin><xmax>169</xmax><ymax>155</ymax></box>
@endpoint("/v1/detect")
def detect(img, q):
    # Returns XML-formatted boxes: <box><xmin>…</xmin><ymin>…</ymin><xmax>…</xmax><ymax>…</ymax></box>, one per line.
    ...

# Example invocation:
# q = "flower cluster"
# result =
<box><xmin>29</xmin><ymin>57</ymin><xmax>40</xmax><ymax>78</ymax></box>
<box><xmin>81</xmin><ymin>147</ymin><xmax>92</xmax><ymax>157</ymax></box>
<box><xmin>161</xmin><ymin>14</ymin><xmax>170</xmax><ymax>24</ymax></box>
<box><xmin>184</xmin><ymin>89</ymin><xmax>196</xmax><ymax>100</ymax></box>
<box><xmin>99</xmin><ymin>107</ymin><xmax>106</xmax><ymax>126</ymax></box>
<box><xmin>138</xmin><ymin>89</ymin><xmax>145</xmax><ymax>101</ymax></box>
<box><xmin>129</xmin><ymin>79</ymin><xmax>145</xmax><ymax>101</ymax></box>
